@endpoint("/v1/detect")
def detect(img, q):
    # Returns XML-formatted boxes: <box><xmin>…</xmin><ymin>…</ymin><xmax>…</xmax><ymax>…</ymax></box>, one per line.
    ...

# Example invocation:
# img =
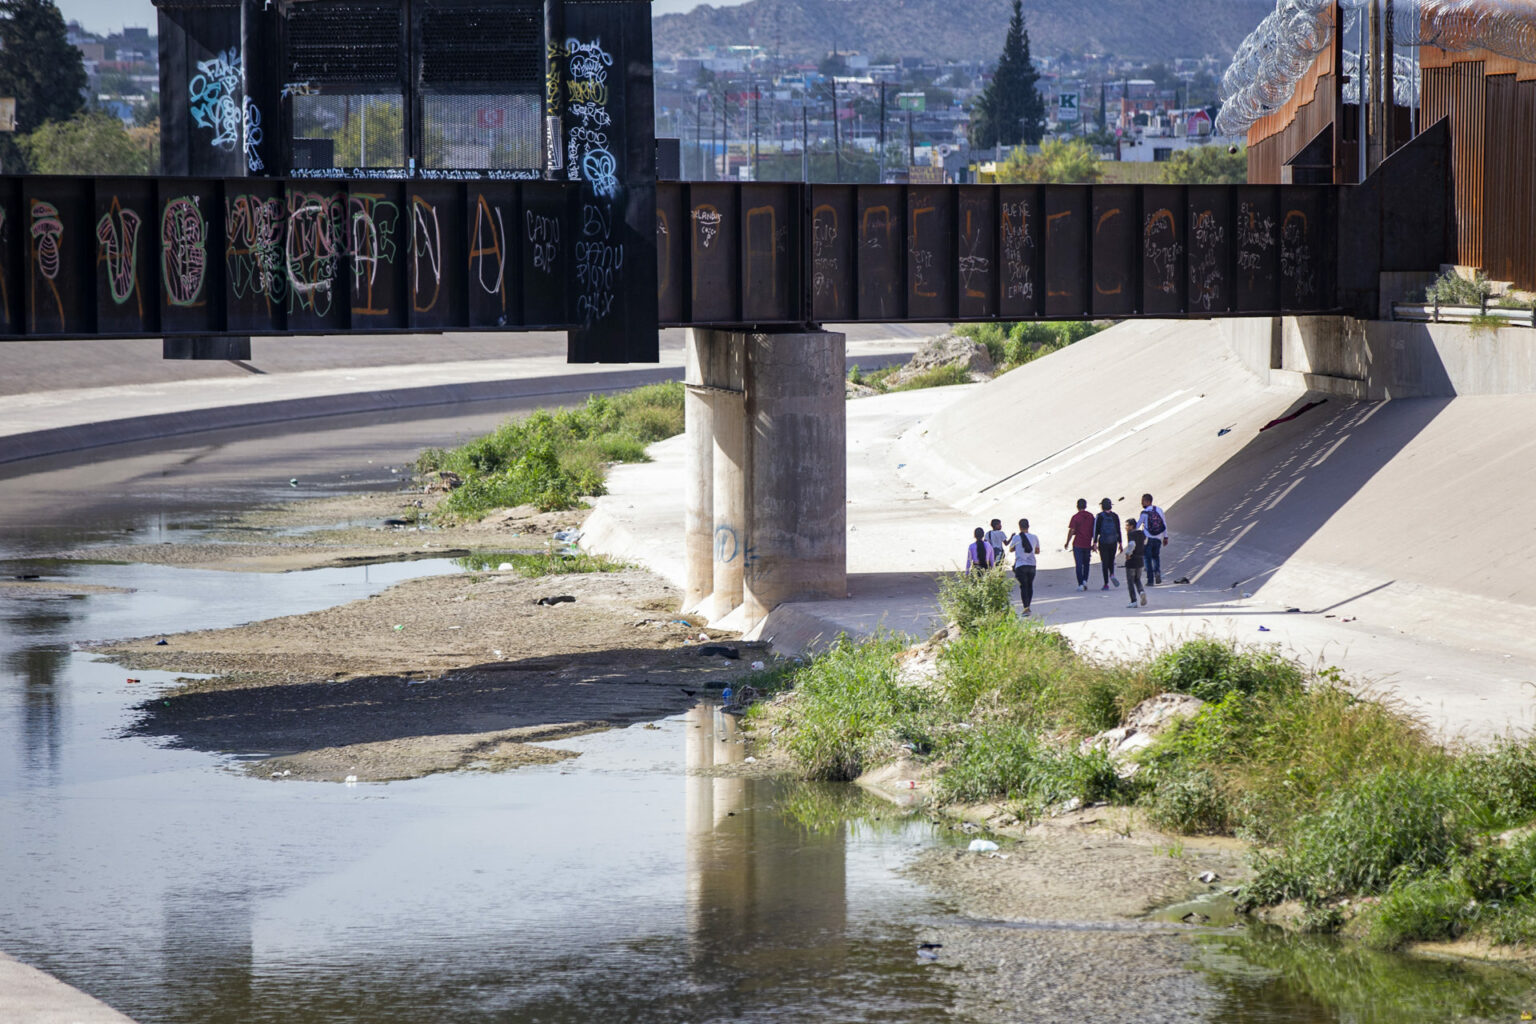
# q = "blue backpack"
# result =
<box><xmin>1096</xmin><ymin>511</ymin><xmax>1119</xmax><ymax>544</ymax></box>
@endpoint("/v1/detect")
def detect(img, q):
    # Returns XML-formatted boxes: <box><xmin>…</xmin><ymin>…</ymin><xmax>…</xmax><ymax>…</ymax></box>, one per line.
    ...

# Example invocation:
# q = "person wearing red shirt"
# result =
<box><xmin>1062</xmin><ymin>498</ymin><xmax>1095</xmax><ymax>592</ymax></box>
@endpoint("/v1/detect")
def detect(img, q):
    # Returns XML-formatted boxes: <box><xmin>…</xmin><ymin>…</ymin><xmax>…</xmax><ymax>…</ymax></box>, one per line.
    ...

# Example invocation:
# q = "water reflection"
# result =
<box><xmin>1196</xmin><ymin>925</ymin><xmax>1536</xmax><ymax>1023</ymax></box>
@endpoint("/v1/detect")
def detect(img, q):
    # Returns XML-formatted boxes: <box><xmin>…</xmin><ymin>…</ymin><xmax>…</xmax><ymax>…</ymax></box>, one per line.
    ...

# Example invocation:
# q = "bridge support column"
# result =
<box><xmin>683</xmin><ymin>335</ymin><xmax>714</xmax><ymax>611</ymax></box>
<box><xmin>682</xmin><ymin>328</ymin><xmax>847</xmax><ymax>628</ymax></box>
<box><xmin>742</xmin><ymin>329</ymin><xmax>847</xmax><ymax>624</ymax></box>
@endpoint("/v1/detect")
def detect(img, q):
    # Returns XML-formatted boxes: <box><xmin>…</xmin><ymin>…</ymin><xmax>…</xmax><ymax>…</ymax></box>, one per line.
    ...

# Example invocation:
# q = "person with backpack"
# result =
<box><xmin>1137</xmin><ymin>494</ymin><xmax>1169</xmax><ymax>585</ymax></box>
<box><xmin>966</xmin><ymin>526</ymin><xmax>993</xmax><ymax>573</ymax></box>
<box><xmin>1062</xmin><ymin>498</ymin><xmax>1096</xmax><ymax>592</ymax></box>
<box><xmin>1094</xmin><ymin>498</ymin><xmax>1122</xmax><ymax>590</ymax></box>
<box><xmin>1123</xmin><ymin>517</ymin><xmax>1148</xmax><ymax>608</ymax></box>
<box><xmin>1006</xmin><ymin>517</ymin><xmax>1040</xmax><ymax>615</ymax></box>
<box><xmin>986</xmin><ymin>518</ymin><xmax>1009</xmax><ymax>565</ymax></box>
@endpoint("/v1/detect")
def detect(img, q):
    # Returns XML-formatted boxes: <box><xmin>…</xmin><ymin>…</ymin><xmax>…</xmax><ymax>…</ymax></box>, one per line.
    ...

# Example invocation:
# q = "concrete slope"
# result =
<box><xmin>585</xmin><ymin>318</ymin><xmax>1536</xmax><ymax>740</ymax></box>
<box><xmin>902</xmin><ymin>319</ymin><xmax>1536</xmax><ymax>666</ymax></box>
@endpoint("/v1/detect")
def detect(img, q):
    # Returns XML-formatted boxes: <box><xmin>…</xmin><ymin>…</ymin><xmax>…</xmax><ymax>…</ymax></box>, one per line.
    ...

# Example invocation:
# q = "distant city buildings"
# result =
<box><xmin>64</xmin><ymin>20</ymin><xmax>158</xmax><ymax>125</ymax></box>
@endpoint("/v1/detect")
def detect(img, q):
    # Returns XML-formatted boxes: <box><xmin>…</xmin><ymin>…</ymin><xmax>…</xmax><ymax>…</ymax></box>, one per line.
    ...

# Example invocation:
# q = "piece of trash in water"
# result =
<box><xmin>393</xmin><ymin>624</ymin><xmax>404</xmax><ymax>631</ymax></box>
<box><xmin>1286</xmin><ymin>607</ymin><xmax>1301</xmax><ymax>613</ymax></box>
<box><xmin>289</xmin><ymin>478</ymin><xmax>298</xmax><ymax>487</ymax></box>
<box><xmin>721</xmin><ymin>687</ymin><xmax>733</xmax><ymax>700</ymax></box>
<box><xmin>1258</xmin><ymin>625</ymin><xmax>1271</xmax><ymax>632</ymax></box>
<box><xmin>698</xmin><ymin>644</ymin><xmax>740</xmax><ymax>660</ymax></box>
<box><xmin>917</xmin><ymin>948</ymin><xmax>940</xmax><ymax>962</ymax></box>
<box><xmin>744</xmin><ymin>756</ymin><xmax>757</xmax><ymax>764</ymax></box>
<box><xmin>1240</xmin><ymin>591</ymin><xmax>1252</xmax><ymax>598</ymax></box>
<box><xmin>126</xmin><ymin>678</ymin><xmax>140</xmax><ymax>684</ymax></box>
<box><xmin>967</xmin><ymin>839</ymin><xmax>999</xmax><ymax>853</ymax></box>
<box><xmin>497</xmin><ymin>562</ymin><xmax>513</xmax><ymax>571</ymax></box>
<box><xmin>750</xmin><ymin>660</ymin><xmax>766</xmax><ymax>671</ymax></box>
<box><xmin>344</xmin><ymin>775</ymin><xmax>358</xmax><ymax>784</ymax></box>
<box><xmin>1199</xmin><ymin>871</ymin><xmax>1220</xmax><ymax>884</ymax></box>
<box><xmin>155</xmin><ymin>638</ymin><xmax>168</xmax><ymax>646</ymax></box>
<box><xmin>552</xmin><ymin>528</ymin><xmax>582</xmax><ymax>544</ymax></box>
<box><xmin>535</xmin><ymin>595</ymin><xmax>576</xmax><ymax>606</ymax></box>
<box><xmin>13</xmin><ymin>574</ymin><xmax>40</xmax><ymax>580</ymax></box>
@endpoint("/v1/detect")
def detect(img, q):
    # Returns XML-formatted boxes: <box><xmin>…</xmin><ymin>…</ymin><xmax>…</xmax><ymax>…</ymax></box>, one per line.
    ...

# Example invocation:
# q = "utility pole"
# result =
<box><xmin>802</xmin><ymin>103</ymin><xmax>809</xmax><ymax>182</ymax></box>
<box><xmin>832</xmin><ymin>74</ymin><xmax>842</xmax><ymax>182</ymax></box>
<box><xmin>878</xmin><ymin>82</ymin><xmax>887</xmax><ymax>183</ymax></box>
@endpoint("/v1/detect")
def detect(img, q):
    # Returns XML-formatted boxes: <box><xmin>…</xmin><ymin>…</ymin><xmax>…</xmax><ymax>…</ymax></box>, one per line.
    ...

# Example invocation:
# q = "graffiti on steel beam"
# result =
<box><xmin>227</xmin><ymin>194</ymin><xmax>286</xmax><ymax>308</ymax></box>
<box><xmin>286</xmin><ymin>191</ymin><xmax>343</xmax><ymax>317</ymax></box>
<box><xmin>1143</xmin><ymin>208</ymin><xmax>1181</xmax><ymax>296</ymax></box>
<box><xmin>411</xmin><ymin>196</ymin><xmax>443</xmax><ymax>313</ymax></box>
<box><xmin>811</xmin><ymin>204</ymin><xmax>839</xmax><ymax>304</ymax></box>
<box><xmin>564</xmin><ymin>38</ymin><xmax>617</xmax><ymax>198</ymax></box>
<box><xmin>526</xmin><ymin>208</ymin><xmax>560</xmax><ymax>276</ymax></box>
<box><xmin>1236</xmin><ymin>202</ymin><xmax>1275</xmax><ymax>274</ymax></box>
<box><xmin>469</xmin><ymin>195</ymin><xmax>507</xmax><ymax>314</ymax></box>
<box><xmin>1190</xmin><ymin>208</ymin><xmax>1224</xmax><ymax>312</ymax></box>
<box><xmin>96</xmin><ymin>197</ymin><xmax>143</xmax><ymax>313</ymax></box>
<box><xmin>1281</xmin><ymin>209</ymin><xmax>1314</xmax><ymax>300</ymax></box>
<box><xmin>161</xmin><ymin>197</ymin><xmax>208</xmax><ymax>308</ymax></box>
<box><xmin>1001</xmin><ymin>198</ymin><xmax>1034</xmax><ymax>302</ymax></box>
<box><xmin>575</xmin><ymin>201</ymin><xmax>622</xmax><ymax>323</ymax></box>
<box><xmin>349</xmin><ymin>193</ymin><xmax>399</xmax><ymax>317</ymax></box>
<box><xmin>189</xmin><ymin>47</ymin><xmax>261</xmax><ymax>169</ymax></box>
<box><xmin>280</xmin><ymin>81</ymin><xmax>317</xmax><ymax>99</ymax></box>
<box><xmin>959</xmin><ymin>207</ymin><xmax>991</xmax><ymax>300</ymax></box>
<box><xmin>29</xmin><ymin>200</ymin><xmax>65</xmax><ymax>330</ymax></box>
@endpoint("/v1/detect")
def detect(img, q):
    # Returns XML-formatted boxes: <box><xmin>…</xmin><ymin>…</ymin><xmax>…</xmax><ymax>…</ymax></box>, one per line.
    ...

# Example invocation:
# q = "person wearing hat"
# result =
<box><xmin>1093</xmin><ymin>498</ymin><xmax>1122</xmax><ymax>590</ymax></box>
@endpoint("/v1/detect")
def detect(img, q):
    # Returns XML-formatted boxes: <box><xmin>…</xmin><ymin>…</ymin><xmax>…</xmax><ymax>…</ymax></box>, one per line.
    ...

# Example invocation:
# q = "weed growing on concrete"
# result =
<box><xmin>417</xmin><ymin>382</ymin><xmax>685</xmax><ymax>517</ymax></box>
<box><xmin>936</xmin><ymin>565</ymin><xmax>1016</xmax><ymax>633</ymax></box>
<box><xmin>892</xmin><ymin>362</ymin><xmax>973</xmax><ymax>391</ymax></box>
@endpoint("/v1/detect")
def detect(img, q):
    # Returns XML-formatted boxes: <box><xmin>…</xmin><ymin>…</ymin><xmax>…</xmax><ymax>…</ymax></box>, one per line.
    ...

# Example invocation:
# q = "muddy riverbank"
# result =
<box><xmin>82</xmin><ymin>491</ymin><xmax>768</xmax><ymax>782</ymax></box>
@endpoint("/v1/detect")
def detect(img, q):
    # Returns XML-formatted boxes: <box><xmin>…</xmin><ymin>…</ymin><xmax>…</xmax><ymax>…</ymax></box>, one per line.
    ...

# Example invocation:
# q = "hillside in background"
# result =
<box><xmin>654</xmin><ymin>0</ymin><xmax>1271</xmax><ymax>63</ymax></box>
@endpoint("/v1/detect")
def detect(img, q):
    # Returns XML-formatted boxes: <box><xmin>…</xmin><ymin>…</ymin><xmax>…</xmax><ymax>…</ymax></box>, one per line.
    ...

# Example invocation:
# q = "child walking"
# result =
<box><xmin>1124</xmin><ymin>517</ymin><xmax>1148</xmax><ymax>608</ymax></box>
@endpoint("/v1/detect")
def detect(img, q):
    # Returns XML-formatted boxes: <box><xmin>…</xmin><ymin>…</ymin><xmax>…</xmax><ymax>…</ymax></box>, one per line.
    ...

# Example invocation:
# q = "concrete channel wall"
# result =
<box><xmin>1222</xmin><ymin>315</ymin><xmax>1536</xmax><ymax>398</ymax></box>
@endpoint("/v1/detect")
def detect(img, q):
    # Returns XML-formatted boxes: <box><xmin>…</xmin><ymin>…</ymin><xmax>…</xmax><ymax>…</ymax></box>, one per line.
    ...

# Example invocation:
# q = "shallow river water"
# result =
<box><xmin>2</xmin><ymin>416</ymin><xmax>1534</xmax><ymax>1023</ymax></box>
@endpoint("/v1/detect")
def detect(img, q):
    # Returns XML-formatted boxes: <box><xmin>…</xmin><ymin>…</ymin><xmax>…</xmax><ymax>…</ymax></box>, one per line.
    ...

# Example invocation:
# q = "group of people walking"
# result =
<box><xmin>965</xmin><ymin>494</ymin><xmax>1170</xmax><ymax>615</ymax></box>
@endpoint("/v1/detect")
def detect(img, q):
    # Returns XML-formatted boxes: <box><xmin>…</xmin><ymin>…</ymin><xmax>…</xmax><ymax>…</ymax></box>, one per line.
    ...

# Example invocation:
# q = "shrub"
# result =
<box><xmin>1144</xmin><ymin>767</ymin><xmax>1232</xmax><ymax>834</ymax></box>
<box><xmin>1423</xmin><ymin>269</ymin><xmax>1492</xmax><ymax>306</ymax></box>
<box><xmin>780</xmin><ymin>633</ymin><xmax>932</xmax><ymax>781</ymax></box>
<box><xmin>1147</xmin><ymin>638</ymin><xmax>1304</xmax><ymax>703</ymax></box>
<box><xmin>893</xmin><ymin>362</ymin><xmax>973</xmax><ymax>391</ymax></box>
<box><xmin>1362</xmin><ymin>871</ymin><xmax>1471</xmax><ymax>949</ymax></box>
<box><xmin>936</xmin><ymin>566</ymin><xmax>1017</xmax><ymax>634</ymax></box>
<box><xmin>1244</xmin><ymin>766</ymin><xmax>1475</xmax><ymax>907</ymax></box>
<box><xmin>935</xmin><ymin>723</ymin><xmax>1122</xmax><ymax>812</ymax></box>
<box><xmin>1455</xmin><ymin>737</ymin><xmax>1536</xmax><ymax>831</ymax></box>
<box><xmin>423</xmin><ymin>381</ymin><xmax>686</xmax><ymax>519</ymax></box>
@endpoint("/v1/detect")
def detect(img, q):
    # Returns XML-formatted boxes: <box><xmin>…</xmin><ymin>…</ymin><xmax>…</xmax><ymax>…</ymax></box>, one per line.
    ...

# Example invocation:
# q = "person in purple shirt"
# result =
<box><xmin>966</xmin><ymin>526</ymin><xmax>993</xmax><ymax>573</ymax></box>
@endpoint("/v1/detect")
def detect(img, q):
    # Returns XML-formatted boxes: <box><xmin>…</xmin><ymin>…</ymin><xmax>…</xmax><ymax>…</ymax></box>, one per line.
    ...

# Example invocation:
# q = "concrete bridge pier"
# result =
<box><xmin>683</xmin><ymin>328</ymin><xmax>847</xmax><ymax>628</ymax></box>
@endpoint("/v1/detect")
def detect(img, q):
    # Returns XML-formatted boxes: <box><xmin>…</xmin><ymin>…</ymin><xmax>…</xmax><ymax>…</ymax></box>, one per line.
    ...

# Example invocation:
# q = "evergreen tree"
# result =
<box><xmin>969</xmin><ymin>0</ymin><xmax>1045</xmax><ymax>150</ymax></box>
<box><xmin>0</xmin><ymin>0</ymin><xmax>87</xmax><ymax>134</ymax></box>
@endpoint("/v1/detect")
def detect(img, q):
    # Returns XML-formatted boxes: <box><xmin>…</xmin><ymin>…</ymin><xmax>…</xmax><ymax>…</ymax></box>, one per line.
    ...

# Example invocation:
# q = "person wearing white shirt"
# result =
<box><xmin>985</xmin><ymin>519</ymin><xmax>1009</xmax><ymax>565</ymax></box>
<box><xmin>1006</xmin><ymin>518</ymin><xmax>1040</xmax><ymax>616</ymax></box>
<box><xmin>1137</xmin><ymin>494</ymin><xmax>1169</xmax><ymax>585</ymax></box>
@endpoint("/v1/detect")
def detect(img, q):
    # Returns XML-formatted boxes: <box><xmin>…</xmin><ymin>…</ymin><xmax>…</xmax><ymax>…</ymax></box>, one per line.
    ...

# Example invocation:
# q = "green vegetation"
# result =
<box><xmin>847</xmin><ymin>360</ymin><xmax>975</xmax><ymax>395</ymax></box>
<box><xmin>759</xmin><ymin>571</ymin><xmax>1536</xmax><ymax>949</ymax></box>
<box><xmin>17</xmin><ymin>112</ymin><xmax>159</xmax><ymax>175</ymax></box>
<box><xmin>417</xmin><ymin>381</ymin><xmax>684</xmax><ymax>519</ymax></box>
<box><xmin>969</xmin><ymin>0</ymin><xmax>1045</xmax><ymax>149</ymax></box>
<box><xmin>953</xmin><ymin>319</ymin><xmax>1105</xmax><ymax>372</ymax></box>
<box><xmin>1423</xmin><ymin>269</ymin><xmax>1492</xmax><ymax>306</ymax></box>
<box><xmin>995</xmin><ymin>137</ymin><xmax>1102</xmax><ymax>184</ymax></box>
<box><xmin>453</xmin><ymin>550</ymin><xmax>631</xmax><ymax>577</ymax></box>
<box><xmin>1157</xmin><ymin>145</ymin><xmax>1248</xmax><ymax>185</ymax></box>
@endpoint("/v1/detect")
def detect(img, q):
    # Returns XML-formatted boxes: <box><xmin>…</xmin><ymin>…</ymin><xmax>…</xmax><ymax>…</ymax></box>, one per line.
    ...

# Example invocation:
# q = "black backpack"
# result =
<box><xmin>1144</xmin><ymin>507</ymin><xmax>1166</xmax><ymax>536</ymax></box>
<box><xmin>1096</xmin><ymin>511</ymin><xmax>1119</xmax><ymax>545</ymax></box>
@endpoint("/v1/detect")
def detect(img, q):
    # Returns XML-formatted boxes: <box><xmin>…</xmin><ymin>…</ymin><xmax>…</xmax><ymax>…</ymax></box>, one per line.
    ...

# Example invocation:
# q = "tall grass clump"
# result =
<box><xmin>936</xmin><ymin>567</ymin><xmax>1017</xmax><ymax>634</ymax></box>
<box><xmin>416</xmin><ymin>382</ymin><xmax>685</xmax><ymax>518</ymax></box>
<box><xmin>934</xmin><ymin>723</ymin><xmax>1122</xmax><ymax>813</ymax></box>
<box><xmin>1423</xmin><ymin>268</ymin><xmax>1492</xmax><ymax>306</ymax></box>
<box><xmin>779</xmin><ymin>633</ymin><xmax>934</xmax><ymax>781</ymax></box>
<box><xmin>954</xmin><ymin>320</ymin><xmax>1106</xmax><ymax>372</ymax></box>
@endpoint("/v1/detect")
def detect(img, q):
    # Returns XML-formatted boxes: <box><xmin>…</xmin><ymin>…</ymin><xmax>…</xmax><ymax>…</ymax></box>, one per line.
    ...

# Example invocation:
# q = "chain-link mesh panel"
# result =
<box><xmin>420</xmin><ymin>93</ymin><xmax>540</xmax><ymax>169</ymax></box>
<box><xmin>293</xmin><ymin>94</ymin><xmax>406</xmax><ymax>169</ymax></box>
<box><xmin>285</xmin><ymin>1</ymin><xmax>402</xmax><ymax>83</ymax></box>
<box><xmin>419</xmin><ymin>0</ymin><xmax>542</xmax><ymax>86</ymax></box>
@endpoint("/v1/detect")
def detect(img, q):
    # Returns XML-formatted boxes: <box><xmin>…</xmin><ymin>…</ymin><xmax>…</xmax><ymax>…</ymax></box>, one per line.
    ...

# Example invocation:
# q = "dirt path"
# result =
<box><xmin>83</xmin><ymin>492</ymin><xmax>768</xmax><ymax>782</ymax></box>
